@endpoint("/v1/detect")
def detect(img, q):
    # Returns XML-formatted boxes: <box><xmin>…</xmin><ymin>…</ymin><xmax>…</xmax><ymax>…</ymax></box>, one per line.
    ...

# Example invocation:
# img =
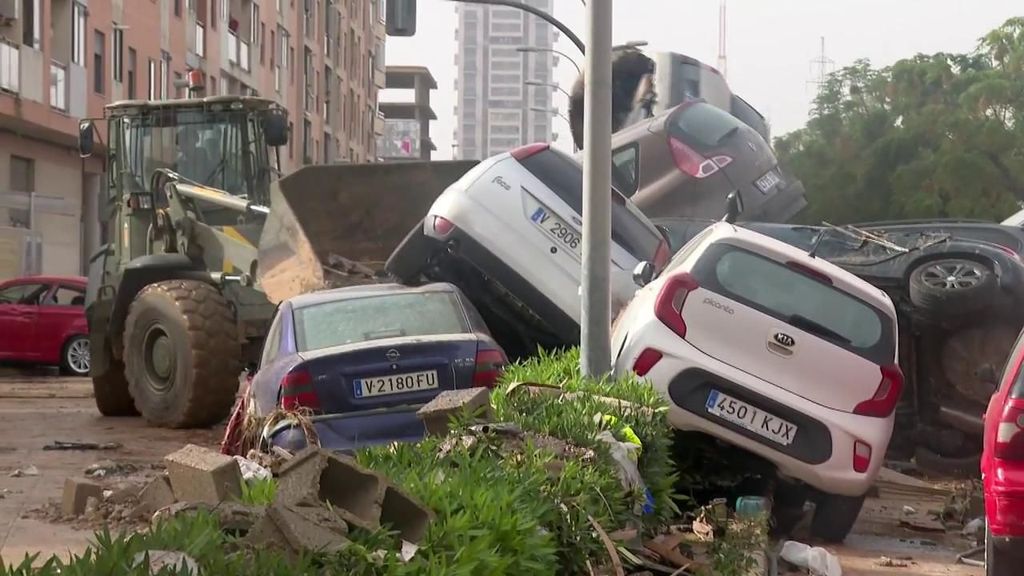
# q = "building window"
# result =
<box><xmin>10</xmin><ymin>156</ymin><xmax>34</xmax><ymax>193</ymax></box>
<box><xmin>302</xmin><ymin>119</ymin><xmax>311</xmax><ymax>163</ymax></box>
<box><xmin>127</xmin><ymin>48</ymin><xmax>137</xmax><ymax>99</ymax></box>
<box><xmin>173</xmin><ymin>72</ymin><xmax>183</xmax><ymax>98</ymax></box>
<box><xmin>93</xmin><ymin>30</ymin><xmax>105</xmax><ymax>94</ymax></box>
<box><xmin>71</xmin><ymin>3</ymin><xmax>87</xmax><ymax>65</ymax></box>
<box><xmin>174</xmin><ymin>0</ymin><xmax>182</xmax><ymax>17</ymax></box>
<box><xmin>112</xmin><ymin>27</ymin><xmax>123</xmax><ymax>82</ymax></box>
<box><xmin>160</xmin><ymin>56</ymin><xmax>169</xmax><ymax>99</ymax></box>
<box><xmin>260</xmin><ymin>23</ymin><xmax>266</xmax><ymax>65</ymax></box>
<box><xmin>288</xmin><ymin>121</ymin><xmax>294</xmax><ymax>159</ymax></box>
<box><xmin>148</xmin><ymin>59</ymin><xmax>156</xmax><ymax>100</ymax></box>
<box><xmin>22</xmin><ymin>0</ymin><xmax>40</xmax><ymax>49</ymax></box>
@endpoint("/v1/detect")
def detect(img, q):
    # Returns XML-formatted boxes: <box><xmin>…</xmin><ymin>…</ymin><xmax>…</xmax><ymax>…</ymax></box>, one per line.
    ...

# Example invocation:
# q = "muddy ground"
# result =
<box><xmin>0</xmin><ymin>371</ymin><xmax>983</xmax><ymax>574</ymax></box>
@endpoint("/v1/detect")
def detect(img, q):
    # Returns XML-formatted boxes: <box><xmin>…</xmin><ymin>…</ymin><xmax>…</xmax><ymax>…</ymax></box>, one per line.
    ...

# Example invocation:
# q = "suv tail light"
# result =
<box><xmin>995</xmin><ymin>400</ymin><xmax>1024</xmax><ymax>461</ymax></box>
<box><xmin>280</xmin><ymin>368</ymin><xmax>321</xmax><ymax>412</ymax></box>
<box><xmin>473</xmin><ymin>347</ymin><xmax>508</xmax><ymax>388</ymax></box>
<box><xmin>432</xmin><ymin>215</ymin><xmax>456</xmax><ymax>237</ymax></box>
<box><xmin>654</xmin><ymin>273</ymin><xmax>699</xmax><ymax>339</ymax></box>
<box><xmin>653</xmin><ymin>239</ymin><xmax>671</xmax><ymax>272</ymax></box>
<box><xmin>510</xmin><ymin>143</ymin><xmax>550</xmax><ymax>161</ymax></box>
<box><xmin>853</xmin><ymin>364</ymin><xmax>904</xmax><ymax>418</ymax></box>
<box><xmin>668</xmin><ymin>137</ymin><xmax>731</xmax><ymax>179</ymax></box>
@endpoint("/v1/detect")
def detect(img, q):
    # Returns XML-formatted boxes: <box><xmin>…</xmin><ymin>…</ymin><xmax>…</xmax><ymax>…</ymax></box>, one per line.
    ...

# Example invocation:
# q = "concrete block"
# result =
<box><xmin>416</xmin><ymin>388</ymin><xmax>492</xmax><ymax>436</ymax></box>
<box><xmin>164</xmin><ymin>444</ymin><xmax>242</xmax><ymax>504</ymax></box>
<box><xmin>276</xmin><ymin>447</ymin><xmax>385</xmax><ymax>531</ymax></box>
<box><xmin>244</xmin><ymin>501</ymin><xmax>349</xmax><ymax>559</ymax></box>
<box><xmin>62</xmin><ymin>477</ymin><xmax>104</xmax><ymax>516</ymax></box>
<box><xmin>135</xmin><ymin>476</ymin><xmax>176</xmax><ymax>517</ymax></box>
<box><xmin>380</xmin><ymin>483</ymin><xmax>434</xmax><ymax>544</ymax></box>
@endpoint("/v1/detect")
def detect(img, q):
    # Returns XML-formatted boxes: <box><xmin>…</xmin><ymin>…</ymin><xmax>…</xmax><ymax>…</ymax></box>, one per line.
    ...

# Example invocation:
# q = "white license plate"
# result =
<box><xmin>755</xmin><ymin>169</ymin><xmax>782</xmax><ymax>194</ymax></box>
<box><xmin>705</xmin><ymin>389</ymin><xmax>798</xmax><ymax>446</ymax></box>
<box><xmin>353</xmin><ymin>370</ymin><xmax>438</xmax><ymax>398</ymax></box>
<box><xmin>527</xmin><ymin>201</ymin><xmax>582</xmax><ymax>259</ymax></box>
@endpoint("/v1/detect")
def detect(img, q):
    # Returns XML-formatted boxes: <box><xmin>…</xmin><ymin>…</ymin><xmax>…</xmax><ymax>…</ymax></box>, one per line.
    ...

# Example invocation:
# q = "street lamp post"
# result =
<box><xmin>580</xmin><ymin>0</ymin><xmax>613</xmax><ymax>377</ymax></box>
<box><xmin>530</xmin><ymin>107</ymin><xmax>576</xmax><ymax>153</ymax></box>
<box><xmin>525</xmin><ymin>80</ymin><xmax>571</xmax><ymax>100</ymax></box>
<box><xmin>517</xmin><ymin>47</ymin><xmax>582</xmax><ymax>76</ymax></box>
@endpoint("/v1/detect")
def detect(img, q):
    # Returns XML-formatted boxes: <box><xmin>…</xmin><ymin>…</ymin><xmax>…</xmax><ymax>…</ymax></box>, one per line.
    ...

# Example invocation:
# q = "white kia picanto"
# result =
<box><xmin>613</xmin><ymin>221</ymin><xmax>901</xmax><ymax>543</ymax></box>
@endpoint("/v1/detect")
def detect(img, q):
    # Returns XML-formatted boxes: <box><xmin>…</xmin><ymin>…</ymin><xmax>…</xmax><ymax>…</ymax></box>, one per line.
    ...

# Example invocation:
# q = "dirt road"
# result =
<box><xmin>0</xmin><ymin>371</ymin><xmax>985</xmax><ymax>574</ymax></box>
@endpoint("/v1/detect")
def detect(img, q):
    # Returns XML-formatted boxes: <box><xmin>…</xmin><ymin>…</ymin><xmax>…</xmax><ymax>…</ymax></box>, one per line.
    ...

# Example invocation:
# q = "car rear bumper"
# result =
<box><xmin>617</xmin><ymin>333</ymin><xmax>891</xmax><ymax>497</ymax></box>
<box><xmin>267</xmin><ymin>406</ymin><xmax>427</xmax><ymax>454</ymax></box>
<box><xmin>986</xmin><ymin>488</ymin><xmax>1024</xmax><ymax>538</ymax></box>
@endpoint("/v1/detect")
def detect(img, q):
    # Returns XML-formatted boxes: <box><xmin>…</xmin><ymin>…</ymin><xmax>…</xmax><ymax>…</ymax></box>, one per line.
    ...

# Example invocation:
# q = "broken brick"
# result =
<box><xmin>244</xmin><ymin>501</ymin><xmax>349</xmax><ymax>559</ymax></box>
<box><xmin>380</xmin><ymin>483</ymin><xmax>434</xmax><ymax>544</ymax></box>
<box><xmin>276</xmin><ymin>447</ymin><xmax>385</xmax><ymax>531</ymax></box>
<box><xmin>164</xmin><ymin>444</ymin><xmax>242</xmax><ymax>504</ymax></box>
<box><xmin>134</xmin><ymin>476</ymin><xmax>175</xmax><ymax>518</ymax></box>
<box><xmin>416</xmin><ymin>388</ymin><xmax>492</xmax><ymax>436</ymax></box>
<box><xmin>62</xmin><ymin>477</ymin><xmax>104</xmax><ymax>516</ymax></box>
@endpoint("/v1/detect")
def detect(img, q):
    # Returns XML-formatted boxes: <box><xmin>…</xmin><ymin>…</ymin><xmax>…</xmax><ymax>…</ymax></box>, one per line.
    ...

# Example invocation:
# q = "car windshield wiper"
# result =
<box><xmin>715</xmin><ymin>125</ymin><xmax>741</xmax><ymax>146</ymax></box>
<box><xmin>787</xmin><ymin>314</ymin><xmax>851</xmax><ymax>345</ymax></box>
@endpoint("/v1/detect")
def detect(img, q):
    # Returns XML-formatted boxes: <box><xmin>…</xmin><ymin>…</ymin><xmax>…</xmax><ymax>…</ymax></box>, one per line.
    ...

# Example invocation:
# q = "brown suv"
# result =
<box><xmin>608</xmin><ymin>100</ymin><xmax>806</xmax><ymax>223</ymax></box>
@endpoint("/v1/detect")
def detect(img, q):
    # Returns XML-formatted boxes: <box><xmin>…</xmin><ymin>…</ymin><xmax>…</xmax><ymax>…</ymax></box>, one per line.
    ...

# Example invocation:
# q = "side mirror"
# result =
<box><xmin>632</xmin><ymin>261</ymin><xmax>655</xmax><ymax>287</ymax></box>
<box><xmin>723</xmin><ymin>191</ymin><xmax>744</xmax><ymax>224</ymax></box>
<box><xmin>386</xmin><ymin>0</ymin><xmax>417</xmax><ymax>37</ymax></box>
<box><xmin>263</xmin><ymin>110</ymin><xmax>289</xmax><ymax>147</ymax></box>
<box><xmin>78</xmin><ymin>121</ymin><xmax>95</xmax><ymax>157</ymax></box>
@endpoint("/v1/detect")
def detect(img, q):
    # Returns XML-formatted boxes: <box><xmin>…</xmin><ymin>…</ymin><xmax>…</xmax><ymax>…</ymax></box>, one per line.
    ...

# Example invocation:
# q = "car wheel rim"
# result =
<box><xmin>920</xmin><ymin>261</ymin><xmax>984</xmax><ymax>290</ymax></box>
<box><xmin>67</xmin><ymin>339</ymin><xmax>90</xmax><ymax>374</ymax></box>
<box><xmin>143</xmin><ymin>325</ymin><xmax>175</xmax><ymax>393</ymax></box>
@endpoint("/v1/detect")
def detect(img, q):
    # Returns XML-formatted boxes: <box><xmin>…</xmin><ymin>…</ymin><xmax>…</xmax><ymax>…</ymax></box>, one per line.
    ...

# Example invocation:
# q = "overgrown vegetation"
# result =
<box><xmin>1</xmin><ymin>349</ymin><xmax>765</xmax><ymax>576</ymax></box>
<box><xmin>240</xmin><ymin>477</ymin><xmax>278</xmax><ymax>507</ymax></box>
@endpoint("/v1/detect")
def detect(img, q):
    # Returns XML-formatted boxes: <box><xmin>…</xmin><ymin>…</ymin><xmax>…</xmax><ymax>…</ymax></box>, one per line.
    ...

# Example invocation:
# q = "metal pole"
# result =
<box><xmin>447</xmin><ymin>0</ymin><xmax>585</xmax><ymax>54</ymax></box>
<box><xmin>580</xmin><ymin>0</ymin><xmax>612</xmax><ymax>377</ymax></box>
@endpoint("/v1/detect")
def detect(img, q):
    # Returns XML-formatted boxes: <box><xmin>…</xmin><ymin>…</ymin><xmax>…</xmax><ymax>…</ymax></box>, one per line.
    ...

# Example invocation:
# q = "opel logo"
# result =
<box><xmin>386</xmin><ymin>349</ymin><xmax>400</xmax><ymax>362</ymax></box>
<box><xmin>773</xmin><ymin>333</ymin><xmax>795</xmax><ymax>348</ymax></box>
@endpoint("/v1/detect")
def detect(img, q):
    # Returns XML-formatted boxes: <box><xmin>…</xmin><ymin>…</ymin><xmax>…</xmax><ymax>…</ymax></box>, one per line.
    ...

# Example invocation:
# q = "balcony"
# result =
<box><xmin>0</xmin><ymin>39</ymin><xmax>18</xmax><ymax>94</ymax></box>
<box><xmin>49</xmin><ymin>60</ymin><xmax>67</xmax><ymax>112</ymax></box>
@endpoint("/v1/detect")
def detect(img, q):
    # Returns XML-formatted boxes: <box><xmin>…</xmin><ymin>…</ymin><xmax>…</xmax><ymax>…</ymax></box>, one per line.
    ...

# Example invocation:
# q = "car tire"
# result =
<box><xmin>386</xmin><ymin>225</ymin><xmax>438</xmax><ymax>284</ymax></box>
<box><xmin>771</xmin><ymin>478</ymin><xmax>808</xmax><ymax>537</ymax></box>
<box><xmin>91</xmin><ymin>349</ymin><xmax>138</xmax><ymax>417</ymax></box>
<box><xmin>60</xmin><ymin>335</ymin><xmax>91</xmax><ymax>376</ymax></box>
<box><xmin>908</xmin><ymin>258</ymin><xmax>997</xmax><ymax>319</ymax></box>
<box><xmin>124</xmin><ymin>280</ymin><xmax>241</xmax><ymax>428</ymax></box>
<box><xmin>810</xmin><ymin>492</ymin><xmax>865</xmax><ymax>543</ymax></box>
<box><xmin>987</xmin><ymin>522</ymin><xmax>1017</xmax><ymax>576</ymax></box>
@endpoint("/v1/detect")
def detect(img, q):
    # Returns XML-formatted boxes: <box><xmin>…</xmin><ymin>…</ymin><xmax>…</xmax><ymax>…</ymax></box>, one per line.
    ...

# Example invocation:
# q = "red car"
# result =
<box><xmin>982</xmin><ymin>328</ymin><xmax>1024</xmax><ymax>574</ymax></box>
<box><xmin>0</xmin><ymin>276</ymin><xmax>90</xmax><ymax>376</ymax></box>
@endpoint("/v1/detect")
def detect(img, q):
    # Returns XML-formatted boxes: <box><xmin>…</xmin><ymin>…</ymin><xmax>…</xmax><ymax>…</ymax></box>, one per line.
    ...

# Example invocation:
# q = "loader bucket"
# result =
<box><xmin>257</xmin><ymin>160</ymin><xmax>479</xmax><ymax>303</ymax></box>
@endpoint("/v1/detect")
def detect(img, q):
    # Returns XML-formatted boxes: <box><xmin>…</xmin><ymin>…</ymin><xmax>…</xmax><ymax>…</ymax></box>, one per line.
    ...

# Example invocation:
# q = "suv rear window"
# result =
<box><xmin>669</xmin><ymin>101</ymin><xmax>747</xmax><ymax>152</ymax></box>
<box><xmin>693</xmin><ymin>243</ymin><xmax>895</xmax><ymax>365</ymax></box>
<box><xmin>517</xmin><ymin>147</ymin><xmax>662</xmax><ymax>261</ymax></box>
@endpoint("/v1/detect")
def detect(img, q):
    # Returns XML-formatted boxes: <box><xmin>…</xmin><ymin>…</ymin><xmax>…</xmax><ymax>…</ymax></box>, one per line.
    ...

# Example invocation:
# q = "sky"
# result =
<box><xmin>384</xmin><ymin>0</ymin><xmax>1022</xmax><ymax>159</ymax></box>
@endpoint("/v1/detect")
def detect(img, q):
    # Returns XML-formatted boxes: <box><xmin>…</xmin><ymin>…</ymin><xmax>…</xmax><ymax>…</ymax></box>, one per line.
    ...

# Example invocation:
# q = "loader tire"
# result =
<box><xmin>124</xmin><ymin>280</ymin><xmax>241</xmax><ymax>428</ymax></box>
<box><xmin>91</xmin><ymin>355</ymin><xmax>138</xmax><ymax>417</ymax></box>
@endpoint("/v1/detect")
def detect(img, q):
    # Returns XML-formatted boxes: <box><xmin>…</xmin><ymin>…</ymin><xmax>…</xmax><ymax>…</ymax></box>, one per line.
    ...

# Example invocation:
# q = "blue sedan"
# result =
<box><xmin>223</xmin><ymin>282</ymin><xmax>507</xmax><ymax>454</ymax></box>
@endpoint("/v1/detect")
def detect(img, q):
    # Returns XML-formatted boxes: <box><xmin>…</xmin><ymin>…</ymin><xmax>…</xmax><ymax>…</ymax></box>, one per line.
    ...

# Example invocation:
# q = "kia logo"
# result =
<box><xmin>702</xmin><ymin>297</ymin><xmax>734</xmax><ymax>315</ymax></box>
<box><xmin>386</xmin><ymin>349</ymin><xmax>400</xmax><ymax>362</ymax></box>
<box><xmin>773</xmin><ymin>333</ymin><xmax>795</xmax><ymax>348</ymax></box>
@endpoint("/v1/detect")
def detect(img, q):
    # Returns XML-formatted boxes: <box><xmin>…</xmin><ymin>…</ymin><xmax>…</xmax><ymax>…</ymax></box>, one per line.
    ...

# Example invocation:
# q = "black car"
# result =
<box><xmin>654</xmin><ymin>217</ymin><xmax>1024</xmax><ymax>465</ymax></box>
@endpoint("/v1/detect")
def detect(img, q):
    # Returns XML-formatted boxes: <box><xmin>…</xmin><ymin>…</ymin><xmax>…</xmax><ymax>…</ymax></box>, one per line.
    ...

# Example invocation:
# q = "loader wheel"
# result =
<box><xmin>91</xmin><ymin>353</ymin><xmax>138</xmax><ymax>417</ymax></box>
<box><xmin>124</xmin><ymin>280</ymin><xmax>241</xmax><ymax>428</ymax></box>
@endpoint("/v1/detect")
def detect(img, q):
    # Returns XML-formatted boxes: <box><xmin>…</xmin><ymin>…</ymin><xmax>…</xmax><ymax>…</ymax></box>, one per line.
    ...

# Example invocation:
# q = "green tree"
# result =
<box><xmin>776</xmin><ymin>18</ymin><xmax>1024</xmax><ymax>224</ymax></box>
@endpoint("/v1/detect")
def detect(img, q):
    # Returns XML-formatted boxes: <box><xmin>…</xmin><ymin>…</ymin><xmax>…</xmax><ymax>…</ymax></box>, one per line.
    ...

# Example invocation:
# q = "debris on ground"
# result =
<box><xmin>44</xmin><ymin>440</ymin><xmax>122</xmax><ymax>451</ymax></box>
<box><xmin>779</xmin><ymin>540</ymin><xmax>842</xmax><ymax>576</ymax></box>
<box><xmin>164</xmin><ymin>444</ymin><xmax>243</xmax><ymax>504</ymax></box>
<box><xmin>131</xmin><ymin>550</ymin><xmax>198</xmax><ymax>573</ymax></box>
<box><xmin>875</xmin><ymin>555</ymin><xmax>913</xmax><ymax>568</ymax></box>
<box><xmin>84</xmin><ymin>460</ymin><xmax>142</xmax><ymax>478</ymax></box>
<box><xmin>61</xmin><ymin>477</ymin><xmax>104</xmax><ymax>516</ymax></box>
<box><xmin>9</xmin><ymin>465</ymin><xmax>39</xmax><ymax>477</ymax></box>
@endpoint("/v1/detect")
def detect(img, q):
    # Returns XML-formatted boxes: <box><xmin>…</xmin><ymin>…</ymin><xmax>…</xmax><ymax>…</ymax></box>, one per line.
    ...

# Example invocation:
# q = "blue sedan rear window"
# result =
<box><xmin>293</xmin><ymin>292</ymin><xmax>469</xmax><ymax>352</ymax></box>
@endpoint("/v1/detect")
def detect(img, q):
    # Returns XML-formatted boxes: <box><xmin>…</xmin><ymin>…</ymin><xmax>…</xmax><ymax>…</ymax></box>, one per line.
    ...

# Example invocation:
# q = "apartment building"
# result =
<box><xmin>378</xmin><ymin>65</ymin><xmax>436</xmax><ymax>161</ymax></box>
<box><xmin>0</xmin><ymin>0</ymin><xmax>385</xmax><ymax>280</ymax></box>
<box><xmin>453</xmin><ymin>0</ymin><xmax>557</xmax><ymax>161</ymax></box>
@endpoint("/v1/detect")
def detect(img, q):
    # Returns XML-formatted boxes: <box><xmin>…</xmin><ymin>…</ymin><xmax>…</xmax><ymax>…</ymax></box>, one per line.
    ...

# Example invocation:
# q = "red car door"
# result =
<box><xmin>0</xmin><ymin>282</ymin><xmax>50</xmax><ymax>360</ymax></box>
<box><xmin>34</xmin><ymin>284</ymin><xmax>88</xmax><ymax>364</ymax></box>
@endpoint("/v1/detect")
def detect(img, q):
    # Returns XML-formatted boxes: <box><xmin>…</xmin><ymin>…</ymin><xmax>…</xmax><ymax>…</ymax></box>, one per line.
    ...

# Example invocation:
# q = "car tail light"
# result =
<box><xmin>853</xmin><ymin>440</ymin><xmax>872</xmax><ymax>473</ymax></box>
<box><xmin>669</xmin><ymin>137</ymin><xmax>720</xmax><ymax>179</ymax></box>
<box><xmin>510</xmin><ymin>143</ymin><xmax>549</xmax><ymax>161</ymax></box>
<box><xmin>654</xmin><ymin>273</ymin><xmax>699</xmax><ymax>339</ymax></box>
<box><xmin>280</xmin><ymin>369</ymin><xmax>321</xmax><ymax>412</ymax></box>
<box><xmin>633</xmin><ymin>348</ymin><xmax>663</xmax><ymax>377</ymax></box>
<box><xmin>474</xmin><ymin>347</ymin><xmax>508</xmax><ymax>388</ymax></box>
<box><xmin>432</xmin><ymin>215</ymin><xmax>456</xmax><ymax>237</ymax></box>
<box><xmin>653</xmin><ymin>239</ymin><xmax>671</xmax><ymax>272</ymax></box>
<box><xmin>995</xmin><ymin>400</ymin><xmax>1024</xmax><ymax>461</ymax></box>
<box><xmin>786</xmin><ymin>261</ymin><xmax>834</xmax><ymax>285</ymax></box>
<box><xmin>853</xmin><ymin>364</ymin><xmax>904</xmax><ymax>418</ymax></box>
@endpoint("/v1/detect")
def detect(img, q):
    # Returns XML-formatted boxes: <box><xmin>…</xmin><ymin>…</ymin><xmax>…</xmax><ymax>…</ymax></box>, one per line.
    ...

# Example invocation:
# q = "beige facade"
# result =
<box><xmin>0</xmin><ymin>0</ymin><xmax>386</xmax><ymax>281</ymax></box>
